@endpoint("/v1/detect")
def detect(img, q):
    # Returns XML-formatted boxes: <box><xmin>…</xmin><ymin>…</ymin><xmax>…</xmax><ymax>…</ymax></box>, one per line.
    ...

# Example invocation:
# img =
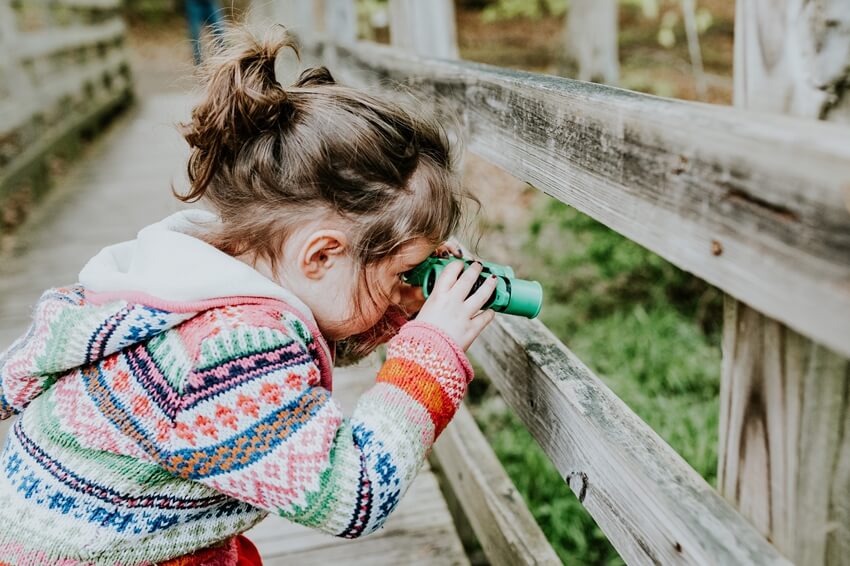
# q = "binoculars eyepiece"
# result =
<box><xmin>403</xmin><ymin>257</ymin><xmax>542</xmax><ymax>319</ymax></box>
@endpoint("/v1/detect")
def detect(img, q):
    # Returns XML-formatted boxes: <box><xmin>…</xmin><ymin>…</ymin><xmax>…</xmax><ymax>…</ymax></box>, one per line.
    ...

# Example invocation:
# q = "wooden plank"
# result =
<box><xmin>262</xmin><ymin>523</ymin><xmax>468</xmax><ymax>566</ymax></box>
<box><xmin>56</xmin><ymin>0</ymin><xmax>122</xmax><ymax>8</ymax></box>
<box><xmin>718</xmin><ymin>2</ymin><xmax>850</xmax><ymax>565</ymax></box>
<box><xmin>16</xmin><ymin>19</ymin><xmax>125</xmax><ymax>62</ymax></box>
<box><xmin>468</xmin><ymin>314</ymin><xmax>792</xmax><ymax>566</ymax></box>
<box><xmin>0</xmin><ymin>50</ymin><xmax>128</xmax><ymax>136</ymax></box>
<box><xmin>432</xmin><ymin>404</ymin><xmax>561</xmax><ymax>565</ymax></box>
<box><xmin>0</xmin><ymin>70</ymin><xmax>131</xmax><ymax>199</ymax></box>
<box><xmin>303</xmin><ymin>38</ymin><xmax>850</xmax><ymax>358</ymax></box>
<box><xmin>719</xmin><ymin>300</ymin><xmax>850</xmax><ymax>565</ymax></box>
<box><xmin>0</xmin><ymin>0</ymin><xmax>32</xmax><ymax>102</ymax></box>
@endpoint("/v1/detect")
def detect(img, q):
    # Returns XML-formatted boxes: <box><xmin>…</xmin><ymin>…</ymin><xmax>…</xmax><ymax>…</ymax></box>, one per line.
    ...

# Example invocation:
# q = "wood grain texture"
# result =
<box><xmin>734</xmin><ymin>0</ymin><xmax>850</xmax><ymax>123</ymax></box>
<box><xmin>301</xmin><ymin>38</ymin><xmax>850</xmax><ymax>358</ymax></box>
<box><xmin>0</xmin><ymin>0</ymin><xmax>131</xmax><ymax>201</ymax></box>
<box><xmin>719</xmin><ymin>300</ymin><xmax>850</xmax><ymax>565</ymax></box>
<box><xmin>719</xmin><ymin>2</ymin><xmax>850</xmax><ymax>565</ymax></box>
<box><xmin>432</xmin><ymin>404</ymin><xmax>561</xmax><ymax>566</ymax></box>
<box><xmin>16</xmin><ymin>19</ymin><xmax>125</xmax><ymax>62</ymax></box>
<box><xmin>467</xmin><ymin>314</ymin><xmax>791</xmax><ymax>566</ymax></box>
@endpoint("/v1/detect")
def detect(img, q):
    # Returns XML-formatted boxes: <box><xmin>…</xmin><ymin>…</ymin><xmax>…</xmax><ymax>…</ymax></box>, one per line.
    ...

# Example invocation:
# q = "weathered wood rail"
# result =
<box><xmin>316</xmin><ymin>41</ymin><xmax>850</xmax><ymax>360</ymax></box>
<box><xmin>246</xmin><ymin>1</ymin><xmax>850</xmax><ymax>564</ymax></box>
<box><xmin>0</xmin><ymin>0</ymin><xmax>132</xmax><ymax>211</ymax></box>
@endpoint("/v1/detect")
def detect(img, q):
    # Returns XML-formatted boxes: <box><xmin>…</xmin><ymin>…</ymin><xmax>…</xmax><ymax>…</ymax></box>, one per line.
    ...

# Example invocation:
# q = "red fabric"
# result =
<box><xmin>235</xmin><ymin>535</ymin><xmax>263</xmax><ymax>566</ymax></box>
<box><xmin>159</xmin><ymin>535</ymin><xmax>262</xmax><ymax>566</ymax></box>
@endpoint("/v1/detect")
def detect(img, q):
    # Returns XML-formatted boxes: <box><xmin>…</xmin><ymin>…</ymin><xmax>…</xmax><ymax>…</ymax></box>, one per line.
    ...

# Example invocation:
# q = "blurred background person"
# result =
<box><xmin>184</xmin><ymin>0</ymin><xmax>226</xmax><ymax>64</ymax></box>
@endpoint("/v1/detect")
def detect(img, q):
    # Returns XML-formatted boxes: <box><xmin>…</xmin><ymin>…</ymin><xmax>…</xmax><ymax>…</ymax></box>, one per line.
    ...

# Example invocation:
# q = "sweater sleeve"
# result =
<box><xmin>160</xmin><ymin>314</ymin><xmax>473</xmax><ymax>539</ymax></box>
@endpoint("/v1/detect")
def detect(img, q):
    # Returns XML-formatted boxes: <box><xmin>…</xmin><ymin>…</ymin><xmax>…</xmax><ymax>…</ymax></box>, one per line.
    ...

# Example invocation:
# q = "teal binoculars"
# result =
<box><xmin>403</xmin><ymin>257</ymin><xmax>543</xmax><ymax>319</ymax></box>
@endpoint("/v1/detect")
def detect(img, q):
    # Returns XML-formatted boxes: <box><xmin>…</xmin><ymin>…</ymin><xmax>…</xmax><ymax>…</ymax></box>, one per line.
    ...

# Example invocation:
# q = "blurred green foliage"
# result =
<box><xmin>481</xmin><ymin>0</ymin><xmax>569</xmax><ymax>21</ymax></box>
<box><xmin>471</xmin><ymin>197</ymin><xmax>722</xmax><ymax>564</ymax></box>
<box><xmin>479</xmin><ymin>0</ymin><xmax>672</xmax><ymax>22</ymax></box>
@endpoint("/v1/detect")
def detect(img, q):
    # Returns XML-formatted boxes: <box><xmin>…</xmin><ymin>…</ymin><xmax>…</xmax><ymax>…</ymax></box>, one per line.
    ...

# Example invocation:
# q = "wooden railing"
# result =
<box><xmin>0</xmin><ymin>0</ymin><xmax>132</xmax><ymax>206</ymax></box>
<box><xmin>309</xmin><ymin>41</ymin><xmax>810</xmax><ymax>566</ymax></box>
<box><xmin>253</xmin><ymin>3</ymin><xmax>849</xmax><ymax>565</ymax></box>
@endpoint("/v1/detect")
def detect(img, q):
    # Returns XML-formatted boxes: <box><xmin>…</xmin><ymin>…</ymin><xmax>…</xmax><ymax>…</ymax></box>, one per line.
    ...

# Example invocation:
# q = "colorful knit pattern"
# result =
<box><xmin>0</xmin><ymin>287</ymin><xmax>473</xmax><ymax>565</ymax></box>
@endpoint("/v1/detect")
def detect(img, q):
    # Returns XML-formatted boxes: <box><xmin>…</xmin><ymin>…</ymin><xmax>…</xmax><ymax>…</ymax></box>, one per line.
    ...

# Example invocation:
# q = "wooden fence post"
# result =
<box><xmin>563</xmin><ymin>0</ymin><xmax>619</xmax><ymax>84</ymax></box>
<box><xmin>719</xmin><ymin>1</ymin><xmax>850</xmax><ymax>564</ymax></box>
<box><xmin>325</xmin><ymin>0</ymin><xmax>356</xmax><ymax>44</ymax></box>
<box><xmin>263</xmin><ymin>0</ymin><xmax>317</xmax><ymax>44</ymax></box>
<box><xmin>388</xmin><ymin>0</ymin><xmax>458</xmax><ymax>59</ymax></box>
<box><xmin>323</xmin><ymin>0</ymin><xmax>355</xmax><ymax>69</ymax></box>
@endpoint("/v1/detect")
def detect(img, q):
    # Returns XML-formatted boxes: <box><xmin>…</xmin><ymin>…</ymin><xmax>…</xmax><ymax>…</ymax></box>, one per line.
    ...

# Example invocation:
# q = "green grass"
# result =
<box><xmin>469</xmin><ymin>196</ymin><xmax>722</xmax><ymax>564</ymax></box>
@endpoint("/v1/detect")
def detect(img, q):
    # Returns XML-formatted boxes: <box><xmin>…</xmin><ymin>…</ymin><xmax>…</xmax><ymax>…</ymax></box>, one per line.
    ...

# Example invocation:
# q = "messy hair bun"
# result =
<box><xmin>180</xmin><ymin>28</ymin><xmax>302</xmax><ymax>200</ymax></box>
<box><xmin>176</xmin><ymin>24</ymin><xmax>473</xmax><ymax>361</ymax></box>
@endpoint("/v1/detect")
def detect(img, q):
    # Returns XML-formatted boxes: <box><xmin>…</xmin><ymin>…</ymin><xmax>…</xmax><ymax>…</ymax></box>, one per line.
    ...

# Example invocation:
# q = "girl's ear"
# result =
<box><xmin>299</xmin><ymin>229</ymin><xmax>349</xmax><ymax>279</ymax></box>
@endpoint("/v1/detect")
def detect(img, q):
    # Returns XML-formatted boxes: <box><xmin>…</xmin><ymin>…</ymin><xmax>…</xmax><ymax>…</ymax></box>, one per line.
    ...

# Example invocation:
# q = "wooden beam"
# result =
<box><xmin>719</xmin><ymin>301</ymin><xmax>850</xmax><ymax>565</ymax></box>
<box><xmin>0</xmin><ymin>66</ymin><xmax>131</xmax><ymax>200</ymax></box>
<box><xmin>719</xmin><ymin>2</ymin><xmax>850</xmax><ymax>564</ymax></box>
<box><xmin>432</xmin><ymin>404</ymin><xmax>561</xmax><ymax>566</ymax></box>
<box><xmin>467</xmin><ymin>315</ymin><xmax>791</xmax><ymax>565</ymax></box>
<box><xmin>1</xmin><ymin>51</ymin><xmax>129</xmax><ymax>137</ymax></box>
<box><xmin>16</xmin><ymin>19</ymin><xmax>125</xmax><ymax>62</ymax></box>
<box><xmin>388</xmin><ymin>0</ymin><xmax>458</xmax><ymax>58</ymax></box>
<box><xmin>302</xmin><ymin>38</ymin><xmax>850</xmax><ymax>358</ymax></box>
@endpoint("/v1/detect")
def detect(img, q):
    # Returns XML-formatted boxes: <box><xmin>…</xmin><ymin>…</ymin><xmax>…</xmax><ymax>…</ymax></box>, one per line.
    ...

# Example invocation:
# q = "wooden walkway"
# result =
<box><xmin>0</xmin><ymin>95</ymin><xmax>469</xmax><ymax>565</ymax></box>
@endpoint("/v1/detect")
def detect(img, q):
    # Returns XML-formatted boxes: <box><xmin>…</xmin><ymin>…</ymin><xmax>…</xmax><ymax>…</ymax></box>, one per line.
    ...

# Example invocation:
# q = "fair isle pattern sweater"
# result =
<box><xmin>0</xmin><ymin>285</ymin><xmax>473</xmax><ymax>565</ymax></box>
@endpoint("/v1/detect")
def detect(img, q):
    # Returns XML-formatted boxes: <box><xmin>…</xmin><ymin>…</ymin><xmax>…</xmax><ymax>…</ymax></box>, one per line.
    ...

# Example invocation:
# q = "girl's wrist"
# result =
<box><xmin>396</xmin><ymin>320</ymin><xmax>474</xmax><ymax>383</ymax></box>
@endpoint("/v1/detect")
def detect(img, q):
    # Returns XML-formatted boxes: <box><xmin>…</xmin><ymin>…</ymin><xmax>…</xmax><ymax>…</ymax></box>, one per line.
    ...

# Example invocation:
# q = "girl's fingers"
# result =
<box><xmin>470</xmin><ymin>308</ymin><xmax>496</xmax><ymax>333</ymax></box>
<box><xmin>464</xmin><ymin>274</ymin><xmax>498</xmax><ymax>313</ymax></box>
<box><xmin>435</xmin><ymin>238</ymin><xmax>464</xmax><ymax>259</ymax></box>
<box><xmin>431</xmin><ymin>259</ymin><xmax>466</xmax><ymax>295</ymax></box>
<box><xmin>450</xmin><ymin>261</ymin><xmax>484</xmax><ymax>297</ymax></box>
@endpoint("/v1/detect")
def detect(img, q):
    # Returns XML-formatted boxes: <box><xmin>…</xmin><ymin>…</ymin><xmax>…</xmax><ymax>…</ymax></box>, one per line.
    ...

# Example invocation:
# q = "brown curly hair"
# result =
<box><xmin>175</xmin><ymin>25</ymin><xmax>475</xmax><ymax>363</ymax></box>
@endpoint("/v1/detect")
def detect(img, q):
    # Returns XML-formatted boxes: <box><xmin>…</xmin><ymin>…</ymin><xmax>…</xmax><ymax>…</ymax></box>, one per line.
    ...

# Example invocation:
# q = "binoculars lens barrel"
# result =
<box><xmin>408</xmin><ymin>257</ymin><xmax>542</xmax><ymax>319</ymax></box>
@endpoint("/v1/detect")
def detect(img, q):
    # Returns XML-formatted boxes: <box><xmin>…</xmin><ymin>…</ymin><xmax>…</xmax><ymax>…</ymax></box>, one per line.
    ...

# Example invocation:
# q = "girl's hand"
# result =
<box><xmin>435</xmin><ymin>238</ymin><xmax>464</xmax><ymax>259</ymax></box>
<box><xmin>398</xmin><ymin>238</ymin><xmax>467</xmax><ymax>318</ymax></box>
<box><xmin>415</xmin><ymin>260</ymin><xmax>498</xmax><ymax>351</ymax></box>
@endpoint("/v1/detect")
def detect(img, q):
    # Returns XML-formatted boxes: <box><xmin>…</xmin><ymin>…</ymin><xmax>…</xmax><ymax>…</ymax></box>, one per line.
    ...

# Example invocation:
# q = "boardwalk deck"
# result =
<box><xmin>0</xmin><ymin>95</ymin><xmax>470</xmax><ymax>565</ymax></box>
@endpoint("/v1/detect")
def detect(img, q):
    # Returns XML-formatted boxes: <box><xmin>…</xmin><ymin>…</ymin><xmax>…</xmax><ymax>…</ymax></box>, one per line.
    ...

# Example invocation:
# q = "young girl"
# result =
<box><xmin>0</xmin><ymin>28</ymin><xmax>497</xmax><ymax>565</ymax></box>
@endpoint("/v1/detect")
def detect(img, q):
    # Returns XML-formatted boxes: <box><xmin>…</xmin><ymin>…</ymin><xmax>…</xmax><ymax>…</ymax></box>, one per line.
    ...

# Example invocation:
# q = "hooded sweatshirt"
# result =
<box><xmin>0</xmin><ymin>210</ymin><xmax>473</xmax><ymax>565</ymax></box>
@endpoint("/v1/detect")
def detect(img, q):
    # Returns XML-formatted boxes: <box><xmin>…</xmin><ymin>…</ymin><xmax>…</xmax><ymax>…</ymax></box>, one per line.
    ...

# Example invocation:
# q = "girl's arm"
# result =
<box><xmin>0</xmin><ymin>286</ymin><xmax>192</xmax><ymax>419</ymax></box>
<box><xmin>159</xmin><ymin>312</ymin><xmax>472</xmax><ymax>539</ymax></box>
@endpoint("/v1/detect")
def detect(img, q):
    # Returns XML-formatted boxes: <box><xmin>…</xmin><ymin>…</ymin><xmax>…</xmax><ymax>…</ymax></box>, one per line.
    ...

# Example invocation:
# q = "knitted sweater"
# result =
<box><xmin>0</xmin><ymin>211</ymin><xmax>473</xmax><ymax>565</ymax></box>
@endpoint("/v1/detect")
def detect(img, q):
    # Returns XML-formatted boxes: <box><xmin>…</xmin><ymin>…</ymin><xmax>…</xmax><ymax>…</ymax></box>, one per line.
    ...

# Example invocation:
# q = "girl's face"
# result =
<box><xmin>239</xmin><ymin>224</ymin><xmax>435</xmax><ymax>342</ymax></box>
<box><xmin>325</xmin><ymin>238</ymin><xmax>435</xmax><ymax>339</ymax></box>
